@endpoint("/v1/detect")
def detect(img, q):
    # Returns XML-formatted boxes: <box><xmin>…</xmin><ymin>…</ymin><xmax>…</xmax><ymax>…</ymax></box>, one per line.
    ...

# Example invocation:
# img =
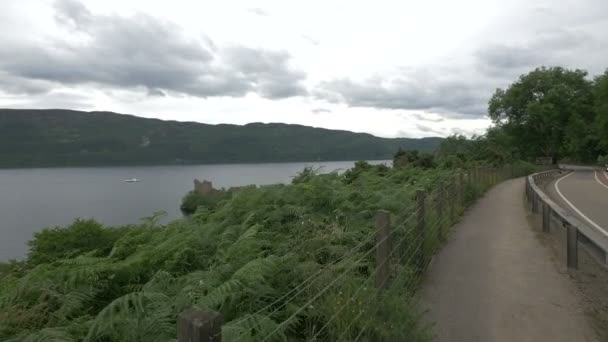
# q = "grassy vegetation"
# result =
<box><xmin>0</xmin><ymin>158</ymin><xmax>537</xmax><ymax>342</ymax></box>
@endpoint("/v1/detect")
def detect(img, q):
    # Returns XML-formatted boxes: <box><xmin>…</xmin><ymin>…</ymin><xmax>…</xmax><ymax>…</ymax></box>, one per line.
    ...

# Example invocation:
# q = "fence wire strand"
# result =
<box><xmin>240</xmin><ymin>168</ymin><xmax>504</xmax><ymax>341</ymax></box>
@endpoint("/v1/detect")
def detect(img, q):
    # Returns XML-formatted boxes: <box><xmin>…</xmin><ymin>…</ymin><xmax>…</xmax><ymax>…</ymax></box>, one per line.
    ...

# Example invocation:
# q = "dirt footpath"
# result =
<box><xmin>420</xmin><ymin>178</ymin><xmax>599</xmax><ymax>342</ymax></box>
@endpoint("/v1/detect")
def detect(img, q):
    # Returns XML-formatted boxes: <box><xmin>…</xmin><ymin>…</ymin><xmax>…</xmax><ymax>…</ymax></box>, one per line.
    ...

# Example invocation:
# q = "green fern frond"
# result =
<box><xmin>142</xmin><ymin>270</ymin><xmax>176</xmax><ymax>295</ymax></box>
<box><xmin>197</xmin><ymin>279</ymin><xmax>244</xmax><ymax>309</ymax></box>
<box><xmin>84</xmin><ymin>292</ymin><xmax>172</xmax><ymax>342</ymax></box>
<box><xmin>232</xmin><ymin>256</ymin><xmax>278</xmax><ymax>285</ymax></box>
<box><xmin>8</xmin><ymin>327</ymin><xmax>75</xmax><ymax>342</ymax></box>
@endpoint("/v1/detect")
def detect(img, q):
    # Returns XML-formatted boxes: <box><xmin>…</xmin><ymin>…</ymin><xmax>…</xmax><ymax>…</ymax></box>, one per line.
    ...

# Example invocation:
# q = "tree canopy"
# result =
<box><xmin>487</xmin><ymin>66</ymin><xmax>606</xmax><ymax>163</ymax></box>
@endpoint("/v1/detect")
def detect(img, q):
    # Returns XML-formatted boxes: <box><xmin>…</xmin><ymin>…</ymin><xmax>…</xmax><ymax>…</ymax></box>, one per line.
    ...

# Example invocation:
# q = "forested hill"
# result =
<box><xmin>0</xmin><ymin>109</ymin><xmax>442</xmax><ymax>167</ymax></box>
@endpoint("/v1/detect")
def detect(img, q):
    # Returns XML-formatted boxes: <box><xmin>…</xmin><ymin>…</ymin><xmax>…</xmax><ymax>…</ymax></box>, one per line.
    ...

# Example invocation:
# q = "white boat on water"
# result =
<box><xmin>123</xmin><ymin>178</ymin><xmax>141</xmax><ymax>183</ymax></box>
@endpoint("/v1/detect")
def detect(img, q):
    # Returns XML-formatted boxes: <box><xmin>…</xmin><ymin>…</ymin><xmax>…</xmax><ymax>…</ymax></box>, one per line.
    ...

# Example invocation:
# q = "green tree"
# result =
<box><xmin>594</xmin><ymin>70</ymin><xmax>608</xmax><ymax>153</ymax></box>
<box><xmin>488</xmin><ymin>66</ymin><xmax>595</xmax><ymax>161</ymax></box>
<box><xmin>393</xmin><ymin>149</ymin><xmax>436</xmax><ymax>169</ymax></box>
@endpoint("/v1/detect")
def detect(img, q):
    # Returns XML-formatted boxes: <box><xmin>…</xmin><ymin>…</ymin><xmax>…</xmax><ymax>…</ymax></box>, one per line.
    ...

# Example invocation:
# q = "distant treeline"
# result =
<box><xmin>0</xmin><ymin>109</ymin><xmax>442</xmax><ymax>168</ymax></box>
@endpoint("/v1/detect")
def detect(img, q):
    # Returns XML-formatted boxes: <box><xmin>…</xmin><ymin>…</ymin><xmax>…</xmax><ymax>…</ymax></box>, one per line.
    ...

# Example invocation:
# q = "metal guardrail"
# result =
<box><xmin>526</xmin><ymin>168</ymin><xmax>608</xmax><ymax>268</ymax></box>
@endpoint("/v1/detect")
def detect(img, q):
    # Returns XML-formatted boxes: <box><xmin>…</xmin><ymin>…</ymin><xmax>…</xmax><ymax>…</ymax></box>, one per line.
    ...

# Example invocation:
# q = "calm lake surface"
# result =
<box><xmin>0</xmin><ymin>160</ymin><xmax>389</xmax><ymax>260</ymax></box>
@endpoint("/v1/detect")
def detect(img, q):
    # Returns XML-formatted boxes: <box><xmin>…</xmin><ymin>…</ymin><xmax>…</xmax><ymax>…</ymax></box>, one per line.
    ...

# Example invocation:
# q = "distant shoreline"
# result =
<box><xmin>0</xmin><ymin>158</ymin><xmax>393</xmax><ymax>170</ymax></box>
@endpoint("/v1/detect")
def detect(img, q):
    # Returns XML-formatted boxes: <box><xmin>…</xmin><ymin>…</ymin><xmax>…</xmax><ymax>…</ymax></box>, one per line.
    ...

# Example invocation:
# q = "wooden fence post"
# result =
<box><xmin>178</xmin><ymin>309</ymin><xmax>223</xmax><ymax>342</ymax></box>
<box><xmin>375</xmin><ymin>210</ymin><xmax>391</xmax><ymax>289</ymax></box>
<box><xmin>450</xmin><ymin>176</ymin><xmax>456</xmax><ymax>224</ymax></box>
<box><xmin>438</xmin><ymin>182</ymin><xmax>445</xmax><ymax>238</ymax></box>
<box><xmin>488</xmin><ymin>168</ymin><xmax>493</xmax><ymax>185</ymax></box>
<box><xmin>542</xmin><ymin>203</ymin><xmax>550</xmax><ymax>232</ymax></box>
<box><xmin>473</xmin><ymin>167</ymin><xmax>479</xmax><ymax>191</ymax></box>
<box><xmin>565</xmin><ymin>222</ymin><xmax>578</xmax><ymax>269</ymax></box>
<box><xmin>486</xmin><ymin>168</ymin><xmax>490</xmax><ymax>188</ymax></box>
<box><xmin>482</xmin><ymin>168</ymin><xmax>488</xmax><ymax>189</ymax></box>
<box><xmin>488</xmin><ymin>167</ymin><xmax>494</xmax><ymax>188</ymax></box>
<box><xmin>416</xmin><ymin>190</ymin><xmax>426</xmax><ymax>273</ymax></box>
<box><xmin>458</xmin><ymin>172</ymin><xmax>464</xmax><ymax>208</ymax></box>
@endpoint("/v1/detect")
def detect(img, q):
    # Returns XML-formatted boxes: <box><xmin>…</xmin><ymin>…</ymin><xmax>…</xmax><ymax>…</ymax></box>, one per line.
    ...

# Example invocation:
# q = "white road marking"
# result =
<box><xmin>594</xmin><ymin>170</ymin><xmax>608</xmax><ymax>190</ymax></box>
<box><xmin>555</xmin><ymin>171</ymin><xmax>608</xmax><ymax>237</ymax></box>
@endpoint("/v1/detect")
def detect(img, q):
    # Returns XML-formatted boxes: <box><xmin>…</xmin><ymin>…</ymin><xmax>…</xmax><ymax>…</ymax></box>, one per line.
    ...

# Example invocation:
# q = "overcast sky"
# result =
<box><xmin>0</xmin><ymin>0</ymin><xmax>607</xmax><ymax>138</ymax></box>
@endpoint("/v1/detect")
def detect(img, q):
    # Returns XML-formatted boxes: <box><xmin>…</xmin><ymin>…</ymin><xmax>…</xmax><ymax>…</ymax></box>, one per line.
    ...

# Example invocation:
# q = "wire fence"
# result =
<box><xmin>177</xmin><ymin>163</ymin><xmax>543</xmax><ymax>342</ymax></box>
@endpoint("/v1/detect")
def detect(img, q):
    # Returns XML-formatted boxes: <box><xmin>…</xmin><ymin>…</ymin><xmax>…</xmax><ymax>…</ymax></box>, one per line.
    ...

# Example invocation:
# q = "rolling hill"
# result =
<box><xmin>0</xmin><ymin>109</ymin><xmax>442</xmax><ymax>167</ymax></box>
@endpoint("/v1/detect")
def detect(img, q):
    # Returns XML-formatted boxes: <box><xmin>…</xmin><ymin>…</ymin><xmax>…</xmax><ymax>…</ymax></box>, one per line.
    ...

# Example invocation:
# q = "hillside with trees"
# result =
<box><xmin>0</xmin><ymin>109</ymin><xmax>441</xmax><ymax>168</ymax></box>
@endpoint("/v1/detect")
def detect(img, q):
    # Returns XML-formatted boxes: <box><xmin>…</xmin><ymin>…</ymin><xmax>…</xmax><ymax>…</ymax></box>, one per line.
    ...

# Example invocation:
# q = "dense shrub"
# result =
<box><xmin>27</xmin><ymin>219</ymin><xmax>128</xmax><ymax>265</ymax></box>
<box><xmin>180</xmin><ymin>191</ymin><xmax>231</xmax><ymax>215</ymax></box>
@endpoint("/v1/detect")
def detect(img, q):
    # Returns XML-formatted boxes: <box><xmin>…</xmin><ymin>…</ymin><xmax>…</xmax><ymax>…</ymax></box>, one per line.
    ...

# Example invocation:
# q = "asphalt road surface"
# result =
<box><xmin>546</xmin><ymin>169</ymin><xmax>608</xmax><ymax>240</ymax></box>
<box><xmin>421</xmin><ymin>177</ymin><xmax>598</xmax><ymax>342</ymax></box>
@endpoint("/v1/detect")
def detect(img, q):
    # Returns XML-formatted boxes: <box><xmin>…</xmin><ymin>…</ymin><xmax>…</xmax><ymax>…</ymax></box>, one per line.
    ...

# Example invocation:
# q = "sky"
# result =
<box><xmin>0</xmin><ymin>0</ymin><xmax>607</xmax><ymax>138</ymax></box>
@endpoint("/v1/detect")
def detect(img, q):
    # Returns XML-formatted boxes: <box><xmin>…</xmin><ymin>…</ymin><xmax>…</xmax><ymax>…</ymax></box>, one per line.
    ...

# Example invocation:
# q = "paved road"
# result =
<box><xmin>545</xmin><ymin>169</ymin><xmax>608</xmax><ymax>238</ymax></box>
<box><xmin>421</xmin><ymin>178</ymin><xmax>598</xmax><ymax>342</ymax></box>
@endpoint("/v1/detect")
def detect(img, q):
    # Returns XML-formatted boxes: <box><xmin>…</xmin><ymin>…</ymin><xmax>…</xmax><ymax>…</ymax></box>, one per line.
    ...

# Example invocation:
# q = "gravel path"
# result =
<box><xmin>420</xmin><ymin>178</ymin><xmax>599</xmax><ymax>342</ymax></box>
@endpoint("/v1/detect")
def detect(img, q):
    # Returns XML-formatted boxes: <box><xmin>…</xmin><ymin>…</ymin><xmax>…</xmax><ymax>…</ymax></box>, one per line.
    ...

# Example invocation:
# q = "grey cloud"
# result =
<box><xmin>2</xmin><ymin>91</ymin><xmax>93</xmax><ymax>109</ymax></box>
<box><xmin>53</xmin><ymin>0</ymin><xmax>91</xmax><ymax>29</ymax></box>
<box><xmin>415</xmin><ymin>124</ymin><xmax>444</xmax><ymax>135</ymax></box>
<box><xmin>476</xmin><ymin>46</ymin><xmax>542</xmax><ymax>71</ymax></box>
<box><xmin>222</xmin><ymin>47</ymin><xmax>307</xmax><ymax>98</ymax></box>
<box><xmin>316</xmin><ymin>24</ymin><xmax>604</xmax><ymax>119</ymax></box>
<box><xmin>312</xmin><ymin>108</ymin><xmax>331</xmax><ymax>114</ymax></box>
<box><xmin>147</xmin><ymin>88</ymin><xmax>166</xmax><ymax>97</ymax></box>
<box><xmin>0</xmin><ymin>72</ymin><xmax>56</xmax><ymax>95</ymax></box>
<box><xmin>0</xmin><ymin>0</ymin><xmax>306</xmax><ymax>99</ymax></box>
<box><xmin>475</xmin><ymin>29</ymin><xmax>596</xmax><ymax>80</ymax></box>
<box><xmin>411</xmin><ymin>112</ymin><xmax>444</xmax><ymax>123</ymax></box>
<box><xmin>315</xmin><ymin>70</ymin><xmax>490</xmax><ymax>118</ymax></box>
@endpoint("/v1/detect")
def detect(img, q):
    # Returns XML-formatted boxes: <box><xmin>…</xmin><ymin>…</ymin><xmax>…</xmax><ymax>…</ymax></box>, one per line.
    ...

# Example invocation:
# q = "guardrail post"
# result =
<box><xmin>542</xmin><ymin>203</ymin><xmax>550</xmax><ymax>232</ymax></box>
<box><xmin>416</xmin><ymin>190</ymin><xmax>426</xmax><ymax>273</ymax></box>
<box><xmin>374</xmin><ymin>210</ymin><xmax>391</xmax><ymax>289</ymax></box>
<box><xmin>565</xmin><ymin>222</ymin><xmax>578</xmax><ymax>269</ymax></box>
<box><xmin>178</xmin><ymin>308</ymin><xmax>223</xmax><ymax>342</ymax></box>
<box><xmin>531</xmin><ymin>190</ymin><xmax>539</xmax><ymax>214</ymax></box>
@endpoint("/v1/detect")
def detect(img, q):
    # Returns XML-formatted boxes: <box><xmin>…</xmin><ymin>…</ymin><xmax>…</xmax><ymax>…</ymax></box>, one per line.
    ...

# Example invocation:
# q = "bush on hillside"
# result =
<box><xmin>27</xmin><ymin>219</ymin><xmax>127</xmax><ymax>265</ymax></box>
<box><xmin>180</xmin><ymin>190</ymin><xmax>231</xmax><ymax>215</ymax></box>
